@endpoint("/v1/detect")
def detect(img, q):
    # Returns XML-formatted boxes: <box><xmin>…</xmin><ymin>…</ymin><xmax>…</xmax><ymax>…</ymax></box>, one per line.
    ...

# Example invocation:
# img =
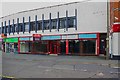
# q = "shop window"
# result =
<box><xmin>52</xmin><ymin>19</ymin><xmax>57</xmax><ymax>29</ymax></box>
<box><xmin>33</xmin><ymin>41</ymin><xmax>48</xmax><ymax>53</ymax></box>
<box><xmin>69</xmin><ymin>40</ymin><xmax>80</xmax><ymax>55</ymax></box>
<box><xmin>14</xmin><ymin>43</ymin><xmax>18</xmax><ymax>54</ymax></box>
<box><xmin>25</xmin><ymin>23</ymin><xmax>29</xmax><ymax>32</ymax></box>
<box><xmin>44</xmin><ymin>20</ymin><xmax>49</xmax><ymax>30</ymax></box>
<box><xmin>81</xmin><ymin>40</ymin><xmax>96</xmax><ymax>54</ymax></box>
<box><xmin>20</xmin><ymin>42</ymin><xmax>32</xmax><ymax>52</ymax></box>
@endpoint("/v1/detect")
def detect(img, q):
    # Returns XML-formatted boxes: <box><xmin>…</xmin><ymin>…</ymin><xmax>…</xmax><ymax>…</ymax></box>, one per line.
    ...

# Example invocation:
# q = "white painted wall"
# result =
<box><xmin>112</xmin><ymin>33</ymin><xmax>120</xmax><ymax>56</ymax></box>
<box><xmin>76</xmin><ymin>2</ymin><xmax>107</xmax><ymax>33</ymax></box>
<box><xmin>118</xmin><ymin>33</ymin><xmax>120</xmax><ymax>56</ymax></box>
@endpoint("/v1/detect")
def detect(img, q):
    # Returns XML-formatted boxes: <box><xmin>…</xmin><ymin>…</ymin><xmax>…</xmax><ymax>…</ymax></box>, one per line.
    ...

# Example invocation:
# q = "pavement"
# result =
<box><xmin>0</xmin><ymin>51</ymin><xmax>120</xmax><ymax>78</ymax></box>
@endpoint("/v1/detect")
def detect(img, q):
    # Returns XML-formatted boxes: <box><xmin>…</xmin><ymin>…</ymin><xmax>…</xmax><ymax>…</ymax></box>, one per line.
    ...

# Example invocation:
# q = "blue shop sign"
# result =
<box><xmin>41</xmin><ymin>35</ymin><xmax>61</xmax><ymax>40</ymax></box>
<box><xmin>79</xmin><ymin>34</ymin><xmax>97</xmax><ymax>38</ymax></box>
<box><xmin>20</xmin><ymin>37</ymin><xmax>30</xmax><ymax>41</ymax></box>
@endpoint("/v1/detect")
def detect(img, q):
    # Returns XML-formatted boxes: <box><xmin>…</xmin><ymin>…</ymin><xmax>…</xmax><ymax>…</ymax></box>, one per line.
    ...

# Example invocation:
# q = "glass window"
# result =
<box><xmin>51</xmin><ymin>19</ymin><xmax>57</xmax><ymax>29</ymax></box>
<box><xmin>80</xmin><ymin>40</ymin><xmax>96</xmax><ymax>54</ymax></box>
<box><xmin>6</xmin><ymin>26</ymin><xmax>8</xmax><ymax>33</ymax></box>
<box><xmin>31</xmin><ymin>22</ymin><xmax>35</xmax><ymax>31</ymax></box>
<box><xmin>59</xmin><ymin>18</ymin><xmax>65</xmax><ymax>29</ymax></box>
<box><xmin>2</xmin><ymin>27</ymin><xmax>4</xmax><ymax>33</ymax></box>
<box><xmin>25</xmin><ymin>23</ymin><xmax>29</xmax><ymax>32</ymax></box>
<box><xmin>14</xmin><ymin>24</ymin><xmax>17</xmax><ymax>32</ymax></box>
<box><xmin>69</xmin><ymin>40</ymin><xmax>80</xmax><ymax>54</ymax></box>
<box><xmin>44</xmin><ymin>20</ymin><xmax>49</xmax><ymax>30</ymax></box>
<box><xmin>33</xmin><ymin>41</ymin><xmax>48</xmax><ymax>53</ymax></box>
<box><xmin>10</xmin><ymin>25</ymin><xmax>12</xmax><ymax>33</ymax></box>
<box><xmin>68</xmin><ymin>16</ymin><xmax>75</xmax><ymax>28</ymax></box>
<box><xmin>38</xmin><ymin>21</ymin><xmax>42</xmax><ymax>30</ymax></box>
<box><xmin>19</xmin><ymin>23</ymin><xmax>23</xmax><ymax>32</ymax></box>
<box><xmin>60</xmin><ymin>40</ymin><xmax>66</xmax><ymax>54</ymax></box>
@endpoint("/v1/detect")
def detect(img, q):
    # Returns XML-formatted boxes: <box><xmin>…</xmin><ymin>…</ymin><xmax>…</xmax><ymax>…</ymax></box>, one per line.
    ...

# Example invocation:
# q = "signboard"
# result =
<box><xmin>79</xmin><ymin>34</ymin><xmax>97</xmax><ymax>38</ymax></box>
<box><xmin>20</xmin><ymin>38</ymin><xmax>30</xmax><ymax>41</ymax></box>
<box><xmin>33</xmin><ymin>34</ymin><xmax>41</xmax><ymax>41</ymax></box>
<box><xmin>4</xmin><ymin>38</ymin><xmax>18</xmax><ymax>43</ymax></box>
<box><xmin>33</xmin><ymin>34</ymin><xmax>41</xmax><ymax>38</ymax></box>
<box><xmin>62</xmin><ymin>35</ymin><xmax>78</xmax><ymax>39</ymax></box>
<box><xmin>112</xmin><ymin>23</ymin><xmax>120</xmax><ymax>32</ymax></box>
<box><xmin>41</xmin><ymin>35</ymin><xmax>61</xmax><ymax>40</ymax></box>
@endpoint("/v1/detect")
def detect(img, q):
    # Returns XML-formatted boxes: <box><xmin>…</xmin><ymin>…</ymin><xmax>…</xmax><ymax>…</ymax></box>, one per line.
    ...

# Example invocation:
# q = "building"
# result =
<box><xmin>109</xmin><ymin>0</ymin><xmax>120</xmax><ymax>59</ymax></box>
<box><xmin>0</xmin><ymin>0</ymin><xmax>119</xmax><ymax>59</ymax></box>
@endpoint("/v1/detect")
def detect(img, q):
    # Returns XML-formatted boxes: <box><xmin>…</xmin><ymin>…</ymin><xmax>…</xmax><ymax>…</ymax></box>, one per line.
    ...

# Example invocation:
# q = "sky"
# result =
<box><xmin>0</xmin><ymin>0</ymin><xmax>111</xmax><ymax>18</ymax></box>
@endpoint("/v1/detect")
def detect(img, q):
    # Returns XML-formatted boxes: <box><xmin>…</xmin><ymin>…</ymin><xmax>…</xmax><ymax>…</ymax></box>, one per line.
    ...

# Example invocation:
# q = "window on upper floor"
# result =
<box><xmin>10</xmin><ymin>25</ymin><xmax>12</xmax><ymax>33</ymax></box>
<box><xmin>44</xmin><ymin>20</ymin><xmax>49</xmax><ymax>30</ymax></box>
<box><xmin>25</xmin><ymin>23</ymin><xmax>29</xmax><ymax>32</ymax></box>
<box><xmin>59</xmin><ymin>18</ymin><xmax>65</xmax><ymax>29</ymax></box>
<box><xmin>38</xmin><ymin>21</ymin><xmax>42</xmax><ymax>30</ymax></box>
<box><xmin>31</xmin><ymin>22</ymin><xmax>35</xmax><ymax>31</ymax></box>
<box><xmin>19</xmin><ymin>23</ymin><xmax>23</xmax><ymax>32</ymax></box>
<box><xmin>68</xmin><ymin>16</ymin><xmax>76</xmax><ymax>28</ymax></box>
<box><xmin>14</xmin><ymin>24</ymin><xmax>17</xmax><ymax>32</ymax></box>
<box><xmin>6</xmin><ymin>26</ymin><xmax>8</xmax><ymax>33</ymax></box>
<box><xmin>2</xmin><ymin>27</ymin><xmax>4</xmax><ymax>33</ymax></box>
<box><xmin>51</xmin><ymin>19</ymin><xmax>57</xmax><ymax>29</ymax></box>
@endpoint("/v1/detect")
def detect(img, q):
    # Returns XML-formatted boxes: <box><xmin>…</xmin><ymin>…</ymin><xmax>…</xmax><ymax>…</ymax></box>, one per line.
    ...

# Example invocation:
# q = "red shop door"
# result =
<box><xmin>50</xmin><ymin>41</ymin><xmax>59</xmax><ymax>54</ymax></box>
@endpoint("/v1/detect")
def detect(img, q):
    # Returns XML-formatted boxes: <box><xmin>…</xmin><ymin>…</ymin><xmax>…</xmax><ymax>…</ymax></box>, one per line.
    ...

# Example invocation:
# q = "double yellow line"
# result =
<box><xmin>0</xmin><ymin>75</ymin><xmax>15</xmax><ymax>78</ymax></box>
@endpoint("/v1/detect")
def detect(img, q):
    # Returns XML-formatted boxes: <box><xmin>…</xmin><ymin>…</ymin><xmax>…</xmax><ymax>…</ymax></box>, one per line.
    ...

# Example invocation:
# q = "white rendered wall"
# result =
<box><xmin>112</xmin><ymin>33</ymin><xmax>120</xmax><ymax>56</ymax></box>
<box><xmin>0</xmin><ymin>1</ymin><xmax>107</xmax><ymax>38</ymax></box>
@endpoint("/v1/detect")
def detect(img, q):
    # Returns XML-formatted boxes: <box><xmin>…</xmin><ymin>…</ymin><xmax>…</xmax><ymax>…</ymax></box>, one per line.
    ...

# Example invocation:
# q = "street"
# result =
<box><xmin>1</xmin><ymin>51</ymin><xmax>120</xmax><ymax>78</ymax></box>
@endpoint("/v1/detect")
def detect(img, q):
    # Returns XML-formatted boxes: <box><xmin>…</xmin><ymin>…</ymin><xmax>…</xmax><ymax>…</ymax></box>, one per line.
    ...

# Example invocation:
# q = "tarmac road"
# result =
<box><xmin>1</xmin><ymin>51</ymin><xmax>120</xmax><ymax>78</ymax></box>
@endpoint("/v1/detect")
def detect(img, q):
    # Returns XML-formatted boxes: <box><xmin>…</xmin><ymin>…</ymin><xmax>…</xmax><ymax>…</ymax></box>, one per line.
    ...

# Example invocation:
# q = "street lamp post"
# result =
<box><xmin>106</xmin><ymin>0</ymin><xmax>110</xmax><ymax>60</ymax></box>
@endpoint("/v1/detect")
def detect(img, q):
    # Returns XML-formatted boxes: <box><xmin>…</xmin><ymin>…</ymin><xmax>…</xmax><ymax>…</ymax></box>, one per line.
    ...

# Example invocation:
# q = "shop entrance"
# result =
<box><xmin>50</xmin><ymin>41</ymin><xmax>60</xmax><ymax>54</ymax></box>
<box><xmin>99</xmin><ymin>33</ymin><xmax>107</xmax><ymax>55</ymax></box>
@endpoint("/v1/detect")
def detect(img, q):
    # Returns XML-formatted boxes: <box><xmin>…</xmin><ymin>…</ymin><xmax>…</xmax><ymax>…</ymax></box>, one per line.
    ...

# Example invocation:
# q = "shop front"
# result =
<box><xmin>78</xmin><ymin>33</ymin><xmax>99</xmax><ymax>55</ymax></box>
<box><xmin>32</xmin><ymin>34</ymin><xmax>49</xmax><ymax>54</ymax></box>
<box><xmin>19</xmin><ymin>34</ymin><xmax>49</xmax><ymax>54</ymax></box>
<box><xmin>41</xmin><ymin>33</ymin><xmax>99</xmax><ymax>56</ymax></box>
<box><xmin>19</xmin><ymin>37</ymin><xmax>33</xmax><ymax>54</ymax></box>
<box><xmin>41</xmin><ymin>35</ymin><xmax>61</xmax><ymax>54</ymax></box>
<box><xmin>19</xmin><ymin>33</ymin><xmax>100</xmax><ymax>56</ymax></box>
<box><xmin>4</xmin><ymin>38</ymin><xmax>18</xmax><ymax>54</ymax></box>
